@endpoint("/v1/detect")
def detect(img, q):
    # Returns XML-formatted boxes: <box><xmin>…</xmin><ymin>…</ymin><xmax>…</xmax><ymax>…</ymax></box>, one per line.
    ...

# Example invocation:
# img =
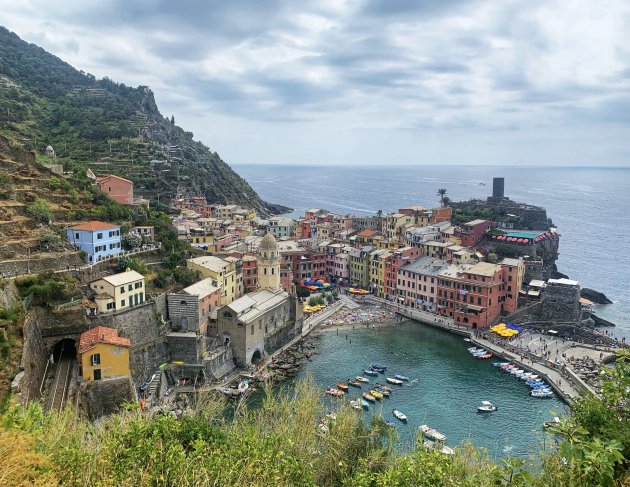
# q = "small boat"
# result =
<box><xmin>350</xmin><ymin>400</ymin><xmax>362</xmax><ymax>411</ymax></box>
<box><xmin>463</xmin><ymin>338</ymin><xmax>471</xmax><ymax>342</ymax></box>
<box><xmin>383</xmin><ymin>419</ymin><xmax>396</xmax><ymax>427</ymax></box>
<box><xmin>336</xmin><ymin>382</ymin><xmax>349</xmax><ymax>392</ymax></box>
<box><xmin>467</xmin><ymin>347</ymin><xmax>479</xmax><ymax>352</ymax></box>
<box><xmin>237</xmin><ymin>380</ymin><xmax>250</xmax><ymax>394</ymax></box>
<box><xmin>370</xmin><ymin>389</ymin><xmax>384</xmax><ymax>400</ymax></box>
<box><xmin>394</xmin><ymin>374</ymin><xmax>410</xmax><ymax>381</ymax></box>
<box><xmin>477</xmin><ymin>401</ymin><xmax>497</xmax><ymax>413</ymax></box>
<box><xmin>543</xmin><ymin>416</ymin><xmax>561</xmax><ymax>428</ymax></box>
<box><xmin>500</xmin><ymin>364</ymin><xmax>515</xmax><ymax>370</ymax></box>
<box><xmin>347</xmin><ymin>379</ymin><xmax>362</xmax><ymax>387</ymax></box>
<box><xmin>472</xmin><ymin>350</ymin><xmax>487</xmax><ymax>357</ymax></box>
<box><xmin>375</xmin><ymin>388</ymin><xmax>390</xmax><ymax>398</ymax></box>
<box><xmin>393</xmin><ymin>409</ymin><xmax>408</xmax><ymax>422</ymax></box>
<box><xmin>360</xmin><ymin>398</ymin><xmax>370</xmax><ymax>409</ymax></box>
<box><xmin>419</xmin><ymin>425</ymin><xmax>447</xmax><ymax>442</ymax></box>
<box><xmin>493</xmin><ymin>362</ymin><xmax>510</xmax><ymax>367</ymax></box>
<box><xmin>371</xmin><ymin>363</ymin><xmax>387</xmax><ymax>371</ymax></box>
<box><xmin>356</xmin><ymin>376</ymin><xmax>370</xmax><ymax>383</ymax></box>
<box><xmin>509</xmin><ymin>368</ymin><xmax>524</xmax><ymax>375</ymax></box>
<box><xmin>364</xmin><ymin>369</ymin><xmax>379</xmax><ymax>376</ymax></box>
<box><xmin>362</xmin><ymin>392</ymin><xmax>376</xmax><ymax>402</ymax></box>
<box><xmin>423</xmin><ymin>439</ymin><xmax>455</xmax><ymax>455</ymax></box>
<box><xmin>531</xmin><ymin>390</ymin><xmax>553</xmax><ymax>398</ymax></box>
<box><xmin>386</xmin><ymin>377</ymin><xmax>404</xmax><ymax>385</ymax></box>
<box><xmin>375</xmin><ymin>383</ymin><xmax>392</xmax><ymax>393</ymax></box>
<box><xmin>326</xmin><ymin>388</ymin><xmax>344</xmax><ymax>397</ymax></box>
<box><xmin>521</xmin><ymin>374</ymin><xmax>538</xmax><ymax>381</ymax></box>
<box><xmin>476</xmin><ymin>353</ymin><xmax>492</xmax><ymax>359</ymax></box>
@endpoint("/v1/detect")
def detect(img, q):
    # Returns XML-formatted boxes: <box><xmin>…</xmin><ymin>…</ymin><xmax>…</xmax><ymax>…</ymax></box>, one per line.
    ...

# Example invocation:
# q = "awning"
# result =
<box><xmin>527</xmin><ymin>290</ymin><xmax>540</xmax><ymax>297</ymax></box>
<box><xmin>466</xmin><ymin>304</ymin><xmax>484</xmax><ymax>311</ymax></box>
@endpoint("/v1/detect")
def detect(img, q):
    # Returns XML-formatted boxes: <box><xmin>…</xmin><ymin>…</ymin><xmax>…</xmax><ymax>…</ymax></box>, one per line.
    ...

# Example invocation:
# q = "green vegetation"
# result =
<box><xmin>15</xmin><ymin>271</ymin><xmax>77</xmax><ymax>306</ymax></box>
<box><xmin>493</xmin><ymin>243</ymin><xmax>524</xmax><ymax>259</ymax></box>
<box><xmin>0</xmin><ymin>355</ymin><xmax>629</xmax><ymax>486</ymax></box>
<box><xmin>308</xmin><ymin>295</ymin><xmax>326</xmax><ymax>306</ymax></box>
<box><xmin>25</xmin><ymin>198</ymin><xmax>53</xmax><ymax>223</ymax></box>
<box><xmin>296</xmin><ymin>286</ymin><xmax>311</xmax><ymax>299</ymax></box>
<box><xmin>0</xmin><ymin>304</ymin><xmax>22</xmax><ymax>365</ymax></box>
<box><xmin>115</xmin><ymin>256</ymin><xmax>147</xmax><ymax>275</ymax></box>
<box><xmin>152</xmin><ymin>267</ymin><xmax>200</xmax><ymax>289</ymax></box>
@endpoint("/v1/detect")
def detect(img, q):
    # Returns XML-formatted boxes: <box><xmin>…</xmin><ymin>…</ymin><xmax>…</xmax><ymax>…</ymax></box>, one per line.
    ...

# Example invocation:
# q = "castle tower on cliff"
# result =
<box><xmin>257</xmin><ymin>232</ymin><xmax>281</xmax><ymax>290</ymax></box>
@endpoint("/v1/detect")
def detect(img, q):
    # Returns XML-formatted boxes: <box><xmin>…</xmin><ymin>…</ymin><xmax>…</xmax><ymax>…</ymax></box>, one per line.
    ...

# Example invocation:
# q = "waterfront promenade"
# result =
<box><xmin>362</xmin><ymin>295</ymin><xmax>593</xmax><ymax>404</ymax></box>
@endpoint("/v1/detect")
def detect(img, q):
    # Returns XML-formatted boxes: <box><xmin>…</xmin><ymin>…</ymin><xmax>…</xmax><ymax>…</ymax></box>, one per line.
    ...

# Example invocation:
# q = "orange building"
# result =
<box><xmin>96</xmin><ymin>175</ymin><xmax>134</xmax><ymax>205</ymax></box>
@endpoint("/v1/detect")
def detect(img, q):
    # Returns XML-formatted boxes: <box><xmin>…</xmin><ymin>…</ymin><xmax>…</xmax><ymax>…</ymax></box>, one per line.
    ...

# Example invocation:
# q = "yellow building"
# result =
<box><xmin>369</xmin><ymin>249</ymin><xmax>391</xmax><ymax>297</ymax></box>
<box><xmin>349</xmin><ymin>246</ymin><xmax>372</xmax><ymax>289</ymax></box>
<box><xmin>188</xmin><ymin>234</ymin><xmax>215</xmax><ymax>248</ymax></box>
<box><xmin>78</xmin><ymin>326</ymin><xmax>131</xmax><ymax>381</ymax></box>
<box><xmin>372</xmin><ymin>236</ymin><xmax>401</xmax><ymax>250</ymax></box>
<box><xmin>90</xmin><ymin>270</ymin><xmax>145</xmax><ymax>314</ymax></box>
<box><xmin>187</xmin><ymin>256</ymin><xmax>238</xmax><ymax>304</ymax></box>
<box><xmin>385</xmin><ymin>213</ymin><xmax>414</xmax><ymax>241</ymax></box>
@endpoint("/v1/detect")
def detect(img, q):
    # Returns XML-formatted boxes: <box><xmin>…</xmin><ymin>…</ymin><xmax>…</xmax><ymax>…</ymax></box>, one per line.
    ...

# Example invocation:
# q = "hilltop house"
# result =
<box><xmin>78</xmin><ymin>326</ymin><xmax>131</xmax><ymax>381</ymax></box>
<box><xmin>96</xmin><ymin>174</ymin><xmax>134</xmax><ymax>205</ymax></box>
<box><xmin>90</xmin><ymin>270</ymin><xmax>145</xmax><ymax>313</ymax></box>
<box><xmin>66</xmin><ymin>221</ymin><xmax>121</xmax><ymax>263</ymax></box>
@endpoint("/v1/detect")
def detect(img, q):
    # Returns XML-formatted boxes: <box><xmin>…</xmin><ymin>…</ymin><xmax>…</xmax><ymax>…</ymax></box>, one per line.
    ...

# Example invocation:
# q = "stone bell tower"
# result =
<box><xmin>257</xmin><ymin>232</ymin><xmax>280</xmax><ymax>290</ymax></box>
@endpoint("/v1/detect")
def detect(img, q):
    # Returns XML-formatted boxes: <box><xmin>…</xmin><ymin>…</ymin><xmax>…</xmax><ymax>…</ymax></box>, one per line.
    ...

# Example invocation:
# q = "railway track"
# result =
<box><xmin>47</xmin><ymin>355</ymin><xmax>73</xmax><ymax>413</ymax></box>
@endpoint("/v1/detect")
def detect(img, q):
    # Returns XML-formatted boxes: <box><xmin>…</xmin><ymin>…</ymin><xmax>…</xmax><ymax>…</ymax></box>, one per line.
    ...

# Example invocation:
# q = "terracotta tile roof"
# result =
<box><xmin>96</xmin><ymin>174</ymin><xmax>133</xmax><ymax>184</ymax></box>
<box><xmin>79</xmin><ymin>326</ymin><xmax>131</xmax><ymax>353</ymax></box>
<box><xmin>70</xmin><ymin>221</ymin><xmax>118</xmax><ymax>231</ymax></box>
<box><xmin>358</xmin><ymin>229</ymin><xmax>377</xmax><ymax>238</ymax></box>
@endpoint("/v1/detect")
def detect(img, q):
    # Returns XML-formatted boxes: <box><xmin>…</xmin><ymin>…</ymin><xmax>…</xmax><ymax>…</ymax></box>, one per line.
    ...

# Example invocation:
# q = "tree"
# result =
<box><xmin>122</xmin><ymin>232</ymin><xmax>142</xmax><ymax>250</ymax></box>
<box><xmin>441</xmin><ymin>196</ymin><xmax>451</xmax><ymax>207</ymax></box>
<box><xmin>115</xmin><ymin>256</ymin><xmax>147</xmax><ymax>275</ymax></box>
<box><xmin>26</xmin><ymin>199</ymin><xmax>53</xmax><ymax>223</ymax></box>
<box><xmin>437</xmin><ymin>188</ymin><xmax>448</xmax><ymax>207</ymax></box>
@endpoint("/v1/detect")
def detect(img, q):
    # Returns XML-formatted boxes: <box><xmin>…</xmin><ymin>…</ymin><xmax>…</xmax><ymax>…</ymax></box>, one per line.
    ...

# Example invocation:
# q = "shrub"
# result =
<box><xmin>115</xmin><ymin>256</ymin><xmax>147</xmax><ymax>275</ymax></box>
<box><xmin>26</xmin><ymin>198</ymin><xmax>53</xmax><ymax>223</ymax></box>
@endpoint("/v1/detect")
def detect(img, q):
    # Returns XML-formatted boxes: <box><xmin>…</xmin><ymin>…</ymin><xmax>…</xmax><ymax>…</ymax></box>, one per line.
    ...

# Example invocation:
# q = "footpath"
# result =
<box><xmin>364</xmin><ymin>295</ymin><xmax>585</xmax><ymax>404</ymax></box>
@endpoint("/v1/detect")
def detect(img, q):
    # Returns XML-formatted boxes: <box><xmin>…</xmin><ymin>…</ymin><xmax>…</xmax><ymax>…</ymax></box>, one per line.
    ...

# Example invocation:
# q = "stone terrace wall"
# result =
<box><xmin>0</xmin><ymin>252</ymin><xmax>85</xmax><ymax>277</ymax></box>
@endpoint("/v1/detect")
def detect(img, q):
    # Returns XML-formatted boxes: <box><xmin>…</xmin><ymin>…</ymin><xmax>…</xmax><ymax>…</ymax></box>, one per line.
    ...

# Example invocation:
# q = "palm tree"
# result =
<box><xmin>441</xmin><ymin>196</ymin><xmax>452</xmax><ymax>207</ymax></box>
<box><xmin>437</xmin><ymin>188</ymin><xmax>447</xmax><ymax>207</ymax></box>
<box><xmin>376</xmin><ymin>209</ymin><xmax>383</xmax><ymax>233</ymax></box>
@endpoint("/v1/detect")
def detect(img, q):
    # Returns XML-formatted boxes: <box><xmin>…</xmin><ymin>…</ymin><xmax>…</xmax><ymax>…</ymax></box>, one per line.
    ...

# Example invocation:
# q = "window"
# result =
<box><xmin>251</xmin><ymin>324</ymin><xmax>255</xmax><ymax>335</ymax></box>
<box><xmin>90</xmin><ymin>353</ymin><xmax>101</xmax><ymax>365</ymax></box>
<box><xmin>97</xmin><ymin>233</ymin><xmax>103</xmax><ymax>239</ymax></box>
<box><xmin>135</xmin><ymin>282</ymin><xmax>142</xmax><ymax>289</ymax></box>
<box><xmin>106</xmin><ymin>302</ymin><xmax>115</xmax><ymax>310</ymax></box>
<box><xmin>120</xmin><ymin>286</ymin><xmax>125</xmax><ymax>293</ymax></box>
<box><xmin>93</xmin><ymin>369</ymin><xmax>101</xmax><ymax>381</ymax></box>
<box><xmin>75</xmin><ymin>232</ymin><xmax>80</xmax><ymax>239</ymax></box>
<box><xmin>128</xmin><ymin>284</ymin><xmax>133</xmax><ymax>291</ymax></box>
<box><xmin>121</xmin><ymin>299</ymin><xmax>126</xmax><ymax>307</ymax></box>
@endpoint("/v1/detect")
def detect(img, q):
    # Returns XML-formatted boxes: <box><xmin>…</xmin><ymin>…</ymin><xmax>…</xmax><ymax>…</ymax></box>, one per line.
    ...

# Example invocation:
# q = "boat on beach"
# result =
<box><xmin>394</xmin><ymin>374</ymin><xmax>410</xmax><ymax>381</ymax></box>
<box><xmin>364</xmin><ymin>369</ymin><xmax>379</xmax><ymax>376</ymax></box>
<box><xmin>477</xmin><ymin>401</ymin><xmax>497</xmax><ymax>413</ymax></box>
<box><xmin>356</xmin><ymin>375</ymin><xmax>370</xmax><ymax>383</ymax></box>
<box><xmin>393</xmin><ymin>409</ymin><xmax>408</xmax><ymax>422</ymax></box>
<box><xmin>386</xmin><ymin>377</ymin><xmax>404</xmax><ymax>385</ymax></box>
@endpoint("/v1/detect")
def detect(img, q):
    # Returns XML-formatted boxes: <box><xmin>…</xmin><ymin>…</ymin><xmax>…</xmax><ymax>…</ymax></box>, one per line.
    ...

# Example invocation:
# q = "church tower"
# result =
<box><xmin>257</xmin><ymin>232</ymin><xmax>280</xmax><ymax>290</ymax></box>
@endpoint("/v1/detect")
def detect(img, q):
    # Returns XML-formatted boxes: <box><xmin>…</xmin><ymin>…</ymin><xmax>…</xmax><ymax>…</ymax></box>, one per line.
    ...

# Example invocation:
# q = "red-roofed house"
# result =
<box><xmin>66</xmin><ymin>221</ymin><xmax>122</xmax><ymax>263</ymax></box>
<box><xmin>78</xmin><ymin>326</ymin><xmax>131</xmax><ymax>381</ymax></box>
<box><xmin>96</xmin><ymin>174</ymin><xmax>134</xmax><ymax>205</ymax></box>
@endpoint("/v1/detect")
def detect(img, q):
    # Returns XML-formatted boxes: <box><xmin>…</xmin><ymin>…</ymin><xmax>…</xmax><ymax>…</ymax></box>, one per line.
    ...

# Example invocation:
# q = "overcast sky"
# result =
<box><xmin>2</xmin><ymin>1</ymin><xmax>629</xmax><ymax>166</ymax></box>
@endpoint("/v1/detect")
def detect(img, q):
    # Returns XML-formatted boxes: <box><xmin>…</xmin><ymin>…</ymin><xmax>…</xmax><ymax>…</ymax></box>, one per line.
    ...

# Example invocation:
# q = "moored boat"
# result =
<box><xmin>383</xmin><ymin>419</ymin><xmax>396</xmax><ymax>427</ymax></box>
<box><xmin>350</xmin><ymin>400</ymin><xmax>362</xmax><ymax>411</ymax></box>
<box><xmin>347</xmin><ymin>379</ymin><xmax>362</xmax><ymax>387</ymax></box>
<box><xmin>370</xmin><ymin>389</ymin><xmax>384</xmax><ymax>400</ymax></box>
<box><xmin>477</xmin><ymin>400</ymin><xmax>497</xmax><ymax>412</ymax></box>
<box><xmin>375</xmin><ymin>383</ymin><xmax>392</xmax><ymax>393</ymax></box>
<box><xmin>337</xmin><ymin>382</ymin><xmax>349</xmax><ymax>392</ymax></box>
<box><xmin>493</xmin><ymin>362</ymin><xmax>510</xmax><ymax>367</ymax></box>
<box><xmin>393</xmin><ymin>409</ymin><xmax>408</xmax><ymax>422</ymax></box>
<box><xmin>531</xmin><ymin>390</ymin><xmax>553</xmax><ymax>398</ymax></box>
<box><xmin>394</xmin><ymin>374</ymin><xmax>410</xmax><ymax>381</ymax></box>
<box><xmin>521</xmin><ymin>374</ymin><xmax>538</xmax><ymax>381</ymax></box>
<box><xmin>356</xmin><ymin>375</ymin><xmax>370</xmax><ymax>383</ymax></box>
<box><xmin>419</xmin><ymin>424</ymin><xmax>447</xmax><ymax>442</ymax></box>
<box><xmin>476</xmin><ymin>353</ymin><xmax>492</xmax><ymax>359</ymax></box>
<box><xmin>543</xmin><ymin>416</ymin><xmax>561</xmax><ymax>428</ymax></box>
<box><xmin>364</xmin><ymin>369</ymin><xmax>379</xmax><ymax>376</ymax></box>
<box><xmin>326</xmin><ymin>388</ymin><xmax>344</xmax><ymax>397</ymax></box>
<box><xmin>362</xmin><ymin>392</ymin><xmax>376</xmax><ymax>402</ymax></box>
<box><xmin>360</xmin><ymin>398</ymin><xmax>370</xmax><ymax>409</ymax></box>
<box><xmin>371</xmin><ymin>363</ymin><xmax>387</xmax><ymax>371</ymax></box>
<box><xmin>375</xmin><ymin>388</ymin><xmax>390</xmax><ymax>398</ymax></box>
<box><xmin>386</xmin><ymin>377</ymin><xmax>404</xmax><ymax>385</ymax></box>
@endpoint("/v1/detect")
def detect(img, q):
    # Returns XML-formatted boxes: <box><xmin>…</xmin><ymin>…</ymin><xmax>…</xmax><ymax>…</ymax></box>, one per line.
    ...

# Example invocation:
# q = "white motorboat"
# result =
<box><xmin>477</xmin><ymin>400</ymin><xmax>497</xmax><ymax>413</ymax></box>
<box><xmin>531</xmin><ymin>390</ymin><xmax>553</xmax><ymax>398</ymax></box>
<box><xmin>463</xmin><ymin>338</ymin><xmax>471</xmax><ymax>342</ymax></box>
<box><xmin>386</xmin><ymin>377</ymin><xmax>404</xmax><ymax>385</ymax></box>
<box><xmin>509</xmin><ymin>368</ymin><xmax>524</xmax><ymax>375</ymax></box>
<box><xmin>393</xmin><ymin>409</ymin><xmax>408</xmax><ymax>422</ymax></box>
<box><xmin>419</xmin><ymin>424</ymin><xmax>447</xmax><ymax>442</ymax></box>
<box><xmin>423</xmin><ymin>439</ymin><xmax>455</xmax><ymax>455</ymax></box>
<box><xmin>467</xmin><ymin>347</ymin><xmax>479</xmax><ymax>352</ymax></box>
<box><xmin>350</xmin><ymin>400</ymin><xmax>362</xmax><ymax>411</ymax></box>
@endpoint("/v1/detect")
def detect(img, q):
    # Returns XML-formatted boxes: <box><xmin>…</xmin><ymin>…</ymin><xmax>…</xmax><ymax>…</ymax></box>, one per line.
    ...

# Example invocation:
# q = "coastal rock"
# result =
<box><xmin>581</xmin><ymin>288</ymin><xmax>613</xmax><ymax>305</ymax></box>
<box><xmin>591</xmin><ymin>314</ymin><xmax>616</xmax><ymax>328</ymax></box>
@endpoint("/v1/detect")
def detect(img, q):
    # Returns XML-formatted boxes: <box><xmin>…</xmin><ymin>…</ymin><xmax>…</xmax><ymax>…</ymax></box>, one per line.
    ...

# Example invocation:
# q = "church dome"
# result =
<box><xmin>260</xmin><ymin>232</ymin><xmax>278</xmax><ymax>252</ymax></box>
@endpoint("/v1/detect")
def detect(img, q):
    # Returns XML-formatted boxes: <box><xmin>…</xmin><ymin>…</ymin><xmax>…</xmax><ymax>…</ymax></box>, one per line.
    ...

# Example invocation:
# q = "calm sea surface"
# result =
<box><xmin>292</xmin><ymin>324</ymin><xmax>566</xmax><ymax>459</ymax></box>
<box><xmin>235</xmin><ymin>164</ymin><xmax>630</xmax><ymax>340</ymax></box>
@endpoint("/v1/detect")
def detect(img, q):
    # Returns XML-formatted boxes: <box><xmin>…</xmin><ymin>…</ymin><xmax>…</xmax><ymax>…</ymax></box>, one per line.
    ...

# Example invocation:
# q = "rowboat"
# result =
<box><xmin>356</xmin><ymin>376</ymin><xmax>370</xmax><ymax>383</ymax></box>
<box><xmin>350</xmin><ymin>400</ymin><xmax>362</xmax><ymax>411</ymax></box>
<box><xmin>383</xmin><ymin>419</ymin><xmax>396</xmax><ymax>427</ymax></box>
<box><xmin>476</xmin><ymin>353</ymin><xmax>492</xmax><ymax>359</ymax></box>
<box><xmin>360</xmin><ymin>398</ymin><xmax>370</xmax><ymax>409</ymax></box>
<box><xmin>509</xmin><ymin>368</ymin><xmax>524</xmax><ymax>375</ymax></box>
<box><xmin>493</xmin><ymin>362</ymin><xmax>510</xmax><ymax>367</ymax></box>
<box><xmin>394</xmin><ymin>374</ymin><xmax>410</xmax><ymax>381</ymax></box>
<box><xmin>543</xmin><ymin>416</ymin><xmax>560</xmax><ymax>428</ymax></box>
<box><xmin>375</xmin><ymin>388</ymin><xmax>390</xmax><ymax>398</ymax></box>
<box><xmin>521</xmin><ymin>374</ymin><xmax>538</xmax><ymax>381</ymax></box>
<box><xmin>477</xmin><ymin>400</ymin><xmax>497</xmax><ymax>413</ymax></box>
<box><xmin>336</xmin><ymin>382</ymin><xmax>349</xmax><ymax>392</ymax></box>
<box><xmin>364</xmin><ymin>369</ymin><xmax>379</xmax><ymax>376</ymax></box>
<box><xmin>393</xmin><ymin>409</ymin><xmax>408</xmax><ymax>422</ymax></box>
<box><xmin>386</xmin><ymin>377</ymin><xmax>403</xmax><ymax>385</ymax></box>
<box><xmin>472</xmin><ymin>350</ymin><xmax>487</xmax><ymax>356</ymax></box>
<box><xmin>371</xmin><ymin>363</ymin><xmax>387</xmax><ymax>371</ymax></box>
<box><xmin>362</xmin><ymin>392</ymin><xmax>376</xmax><ymax>402</ymax></box>
<box><xmin>326</xmin><ymin>388</ymin><xmax>344</xmax><ymax>397</ymax></box>
<box><xmin>370</xmin><ymin>389</ymin><xmax>384</xmax><ymax>400</ymax></box>
<box><xmin>467</xmin><ymin>347</ymin><xmax>479</xmax><ymax>352</ymax></box>
<box><xmin>375</xmin><ymin>383</ymin><xmax>392</xmax><ymax>393</ymax></box>
<box><xmin>347</xmin><ymin>379</ymin><xmax>362</xmax><ymax>387</ymax></box>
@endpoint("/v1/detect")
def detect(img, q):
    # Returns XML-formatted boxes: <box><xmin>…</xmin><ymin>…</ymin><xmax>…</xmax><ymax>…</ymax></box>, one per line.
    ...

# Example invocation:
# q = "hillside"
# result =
<box><xmin>0</xmin><ymin>26</ymin><xmax>289</xmax><ymax>215</ymax></box>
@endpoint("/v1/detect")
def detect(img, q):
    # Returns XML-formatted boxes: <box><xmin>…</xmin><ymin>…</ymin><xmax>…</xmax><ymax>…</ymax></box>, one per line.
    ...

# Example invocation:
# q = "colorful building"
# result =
<box><xmin>454</xmin><ymin>219</ymin><xmax>496</xmax><ymax>247</ymax></box>
<box><xmin>167</xmin><ymin>277</ymin><xmax>221</xmax><ymax>335</ymax></box>
<box><xmin>349</xmin><ymin>245</ymin><xmax>373</xmax><ymax>289</ymax></box>
<box><xmin>187</xmin><ymin>256</ymin><xmax>238</xmax><ymax>304</ymax></box>
<box><xmin>66</xmin><ymin>221</ymin><xmax>121</xmax><ymax>263</ymax></box>
<box><xmin>397</xmin><ymin>257</ymin><xmax>448</xmax><ymax>311</ymax></box>
<box><xmin>384</xmin><ymin>246</ymin><xmax>421</xmax><ymax>299</ymax></box>
<box><xmin>90</xmin><ymin>270</ymin><xmax>146</xmax><ymax>314</ymax></box>
<box><xmin>96</xmin><ymin>175</ymin><xmax>134</xmax><ymax>205</ymax></box>
<box><xmin>78</xmin><ymin>326</ymin><xmax>131</xmax><ymax>381</ymax></box>
<box><xmin>368</xmin><ymin>249</ymin><xmax>391</xmax><ymax>297</ymax></box>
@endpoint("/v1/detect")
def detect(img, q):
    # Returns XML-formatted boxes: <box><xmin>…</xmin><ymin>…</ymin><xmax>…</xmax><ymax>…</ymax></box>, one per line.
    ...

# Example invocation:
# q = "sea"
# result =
<box><xmin>235</xmin><ymin>164</ymin><xmax>630</xmax><ymax>340</ymax></box>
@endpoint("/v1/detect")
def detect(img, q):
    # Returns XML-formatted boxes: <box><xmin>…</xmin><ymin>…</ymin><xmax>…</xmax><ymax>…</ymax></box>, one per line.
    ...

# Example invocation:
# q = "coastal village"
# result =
<box><xmin>1</xmin><ymin>169</ymin><xmax>626</xmax><ymax>419</ymax></box>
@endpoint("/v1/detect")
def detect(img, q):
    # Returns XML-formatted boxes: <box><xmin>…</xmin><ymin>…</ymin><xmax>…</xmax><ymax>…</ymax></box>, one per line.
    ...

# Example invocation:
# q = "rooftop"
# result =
<box><xmin>548</xmin><ymin>278</ymin><xmax>579</xmax><ymax>287</ymax></box>
<box><xmin>79</xmin><ymin>326</ymin><xmax>131</xmax><ymax>353</ymax></box>
<box><xmin>182</xmin><ymin>277</ymin><xmax>221</xmax><ymax>297</ymax></box>
<box><xmin>226</xmin><ymin>288</ymin><xmax>289</xmax><ymax>322</ymax></box>
<box><xmin>94</xmin><ymin>270</ymin><xmax>144</xmax><ymax>287</ymax></box>
<box><xmin>188</xmin><ymin>256</ymin><xmax>232</xmax><ymax>273</ymax></box>
<box><xmin>400</xmin><ymin>256</ymin><xmax>448</xmax><ymax>276</ymax></box>
<box><xmin>464</xmin><ymin>219</ymin><xmax>489</xmax><ymax>226</ymax></box>
<box><xmin>96</xmin><ymin>174</ymin><xmax>133</xmax><ymax>184</ymax></box>
<box><xmin>440</xmin><ymin>262</ymin><xmax>501</xmax><ymax>279</ymax></box>
<box><xmin>69</xmin><ymin>221</ymin><xmax>118</xmax><ymax>231</ymax></box>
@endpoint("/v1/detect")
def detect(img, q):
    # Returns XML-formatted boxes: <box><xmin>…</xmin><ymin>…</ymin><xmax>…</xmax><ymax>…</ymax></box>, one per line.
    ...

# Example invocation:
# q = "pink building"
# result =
<box><xmin>96</xmin><ymin>175</ymin><xmax>134</xmax><ymax>205</ymax></box>
<box><xmin>454</xmin><ymin>219</ymin><xmax>496</xmax><ymax>247</ymax></box>
<box><xmin>397</xmin><ymin>257</ymin><xmax>449</xmax><ymax>311</ymax></box>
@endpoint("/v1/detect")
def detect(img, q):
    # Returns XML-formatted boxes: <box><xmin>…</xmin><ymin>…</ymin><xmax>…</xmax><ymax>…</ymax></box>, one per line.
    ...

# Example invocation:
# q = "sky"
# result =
<box><xmin>1</xmin><ymin>0</ymin><xmax>630</xmax><ymax>166</ymax></box>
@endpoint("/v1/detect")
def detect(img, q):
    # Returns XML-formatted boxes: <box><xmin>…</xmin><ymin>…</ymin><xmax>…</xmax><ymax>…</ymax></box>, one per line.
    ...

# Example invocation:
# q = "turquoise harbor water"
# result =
<box><xmin>294</xmin><ymin>322</ymin><xmax>566</xmax><ymax>459</ymax></box>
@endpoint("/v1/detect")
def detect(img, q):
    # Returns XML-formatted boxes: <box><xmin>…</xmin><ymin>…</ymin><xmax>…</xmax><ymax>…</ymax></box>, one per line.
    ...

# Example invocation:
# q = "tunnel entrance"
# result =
<box><xmin>52</xmin><ymin>338</ymin><xmax>76</xmax><ymax>363</ymax></box>
<box><xmin>251</xmin><ymin>349</ymin><xmax>263</xmax><ymax>365</ymax></box>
